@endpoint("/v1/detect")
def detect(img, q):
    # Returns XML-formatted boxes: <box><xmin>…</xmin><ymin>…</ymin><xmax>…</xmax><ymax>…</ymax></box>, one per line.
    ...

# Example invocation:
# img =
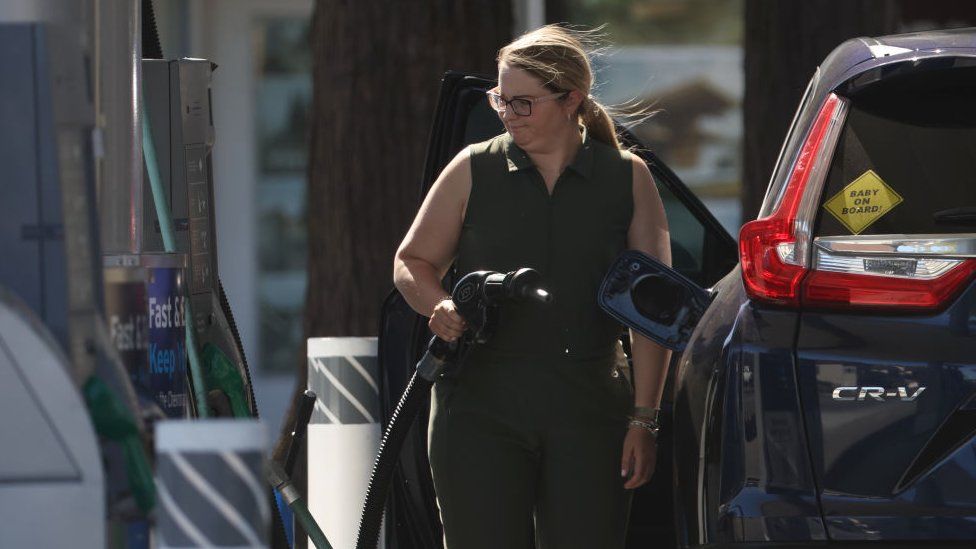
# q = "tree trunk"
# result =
<box><xmin>742</xmin><ymin>0</ymin><xmax>900</xmax><ymax>222</ymax></box>
<box><xmin>305</xmin><ymin>1</ymin><xmax>511</xmax><ymax>340</ymax></box>
<box><xmin>545</xmin><ymin>0</ymin><xmax>570</xmax><ymax>24</ymax></box>
<box><xmin>275</xmin><ymin>2</ymin><xmax>511</xmax><ymax>544</ymax></box>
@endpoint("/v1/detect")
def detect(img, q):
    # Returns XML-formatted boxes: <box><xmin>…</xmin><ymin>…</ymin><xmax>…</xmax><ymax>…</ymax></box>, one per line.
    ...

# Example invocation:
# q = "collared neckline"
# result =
<box><xmin>503</xmin><ymin>125</ymin><xmax>594</xmax><ymax>179</ymax></box>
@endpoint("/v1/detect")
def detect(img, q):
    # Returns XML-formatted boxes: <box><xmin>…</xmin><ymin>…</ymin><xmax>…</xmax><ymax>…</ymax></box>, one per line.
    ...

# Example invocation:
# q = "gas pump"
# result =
<box><xmin>0</xmin><ymin>0</ymin><xmax>262</xmax><ymax>546</ymax></box>
<box><xmin>140</xmin><ymin>56</ymin><xmax>258</xmax><ymax>419</ymax></box>
<box><xmin>0</xmin><ymin>13</ymin><xmax>153</xmax><ymax>547</ymax></box>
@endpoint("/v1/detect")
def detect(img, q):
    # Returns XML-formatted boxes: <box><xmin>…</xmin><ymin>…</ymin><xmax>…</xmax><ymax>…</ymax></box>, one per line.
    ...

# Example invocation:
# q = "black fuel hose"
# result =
<box><xmin>142</xmin><ymin>0</ymin><xmax>163</xmax><ymax>59</ymax></box>
<box><xmin>356</xmin><ymin>336</ymin><xmax>470</xmax><ymax>549</ymax></box>
<box><xmin>218</xmin><ymin>278</ymin><xmax>259</xmax><ymax>416</ymax></box>
<box><xmin>354</xmin><ymin>349</ymin><xmax>446</xmax><ymax>549</ymax></box>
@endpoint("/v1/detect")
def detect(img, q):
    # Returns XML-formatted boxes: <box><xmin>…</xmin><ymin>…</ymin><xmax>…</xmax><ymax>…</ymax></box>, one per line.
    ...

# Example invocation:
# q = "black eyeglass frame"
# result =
<box><xmin>485</xmin><ymin>87</ymin><xmax>570</xmax><ymax>117</ymax></box>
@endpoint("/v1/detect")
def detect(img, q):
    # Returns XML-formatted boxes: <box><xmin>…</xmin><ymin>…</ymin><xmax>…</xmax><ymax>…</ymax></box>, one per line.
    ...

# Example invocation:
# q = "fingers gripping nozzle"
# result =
<box><xmin>451</xmin><ymin>267</ymin><xmax>552</xmax><ymax>345</ymax></box>
<box><xmin>417</xmin><ymin>268</ymin><xmax>552</xmax><ymax>381</ymax></box>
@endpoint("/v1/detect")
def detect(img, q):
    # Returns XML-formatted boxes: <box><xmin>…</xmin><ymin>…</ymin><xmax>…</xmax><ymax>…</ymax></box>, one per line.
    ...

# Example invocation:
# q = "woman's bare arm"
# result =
<box><xmin>625</xmin><ymin>154</ymin><xmax>673</xmax><ymax>411</ymax></box>
<box><xmin>393</xmin><ymin>147</ymin><xmax>472</xmax><ymax>319</ymax></box>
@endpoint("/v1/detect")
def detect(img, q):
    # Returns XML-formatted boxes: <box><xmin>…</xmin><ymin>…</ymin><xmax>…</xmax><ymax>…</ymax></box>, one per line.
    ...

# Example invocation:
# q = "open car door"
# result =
<box><xmin>377</xmin><ymin>71</ymin><xmax>737</xmax><ymax>549</ymax></box>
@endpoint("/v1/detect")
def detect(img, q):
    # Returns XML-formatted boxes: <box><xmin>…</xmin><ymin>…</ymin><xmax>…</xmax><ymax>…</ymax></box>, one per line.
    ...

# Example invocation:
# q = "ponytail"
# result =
<box><xmin>579</xmin><ymin>96</ymin><xmax>620</xmax><ymax>150</ymax></box>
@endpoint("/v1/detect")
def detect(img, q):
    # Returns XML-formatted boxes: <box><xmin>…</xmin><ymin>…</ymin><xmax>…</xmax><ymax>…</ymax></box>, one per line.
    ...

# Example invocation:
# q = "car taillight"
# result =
<box><xmin>802</xmin><ymin>260</ymin><xmax>976</xmax><ymax>310</ymax></box>
<box><xmin>803</xmin><ymin>242</ymin><xmax>976</xmax><ymax>311</ymax></box>
<box><xmin>740</xmin><ymin>94</ymin><xmax>843</xmax><ymax>307</ymax></box>
<box><xmin>739</xmin><ymin>216</ymin><xmax>805</xmax><ymax>305</ymax></box>
<box><xmin>741</xmin><ymin>92</ymin><xmax>976</xmax><ymax>312</ymax></box>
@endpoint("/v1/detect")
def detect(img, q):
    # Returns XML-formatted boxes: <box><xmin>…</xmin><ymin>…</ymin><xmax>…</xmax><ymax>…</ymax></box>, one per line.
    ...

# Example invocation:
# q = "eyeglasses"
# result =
<box><xmin>485</xmin><ymin>87</ymin><xmax>569</xmax><ymax>117</ymax></box>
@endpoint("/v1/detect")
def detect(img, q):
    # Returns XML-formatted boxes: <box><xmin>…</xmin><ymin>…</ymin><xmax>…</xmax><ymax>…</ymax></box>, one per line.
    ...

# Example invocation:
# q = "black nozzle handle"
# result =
<box><xmin>284</xmin><ymin>390</ymin><xmax>317</xmax><ymax>476</ymax></box>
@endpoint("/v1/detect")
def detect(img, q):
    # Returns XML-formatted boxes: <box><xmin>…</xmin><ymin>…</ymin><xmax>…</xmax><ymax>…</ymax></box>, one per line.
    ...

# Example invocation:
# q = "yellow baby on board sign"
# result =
<box><xmin>823</xmin><ymin>169</ymin><xmax>903</xmax><ymax>234</ymax></box>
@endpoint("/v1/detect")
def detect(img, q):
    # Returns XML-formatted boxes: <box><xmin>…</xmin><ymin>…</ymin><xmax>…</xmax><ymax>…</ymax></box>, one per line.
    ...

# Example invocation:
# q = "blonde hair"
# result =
<box><xmin>498</xmin><ymin>24</ymin><xmax>621</xmax><ymax>149</ymax></box>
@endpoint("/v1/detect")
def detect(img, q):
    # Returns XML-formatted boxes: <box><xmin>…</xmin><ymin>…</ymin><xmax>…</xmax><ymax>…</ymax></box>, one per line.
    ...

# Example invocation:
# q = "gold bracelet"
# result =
<box><xmin>628</xmin><ymin>418</ymin><xmax>660</xmax><ymax>437</ymax></box>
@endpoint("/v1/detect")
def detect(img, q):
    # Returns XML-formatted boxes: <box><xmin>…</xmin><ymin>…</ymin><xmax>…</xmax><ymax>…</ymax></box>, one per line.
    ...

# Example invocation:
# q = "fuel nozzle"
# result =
<box><xmin>422</xmin><ymin>268</ymin><xmax>551</xmax><ymax>378</ymax></box>
<box><xmin>451</xmin><ymin>268</ymin><xmax>552</xmax><ymax>345</ymax></box>
<box><xmin>483</xmin><ymin>267</ymin><xmax>552</xmax><ymax>305</ymax></box>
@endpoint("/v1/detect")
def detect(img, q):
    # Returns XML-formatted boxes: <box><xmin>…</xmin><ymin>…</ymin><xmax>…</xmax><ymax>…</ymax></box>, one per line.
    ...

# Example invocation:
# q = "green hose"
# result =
<box><xmin>267</xmin><ymin>461</ymin><xmax>333</xmax><ymax>549</ymax></box>
<box><xmin>141</xmin><ymin>91</ymin><xmax>209</xmax><ymax>418</ymax></box>
<box><xmin>202</xmin><ymin>343</ymin><xmax>251</xmax><ymax>418</ymax></box>
<box><xmin>84</xmin><ymin>376</ymin><xmax>156</xmax><ymax>513</ymax></box>
<box><xmin>291</xmin><ymin>496</ymin><xmax>333</xmax><ymax>549</ymax></box>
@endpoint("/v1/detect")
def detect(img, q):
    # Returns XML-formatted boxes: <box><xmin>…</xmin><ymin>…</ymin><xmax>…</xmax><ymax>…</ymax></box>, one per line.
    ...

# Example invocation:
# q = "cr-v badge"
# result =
<box><xmin>832</xmin><ymin>386</ymin><xmax>926</xmax><ymax>401</ymax></box>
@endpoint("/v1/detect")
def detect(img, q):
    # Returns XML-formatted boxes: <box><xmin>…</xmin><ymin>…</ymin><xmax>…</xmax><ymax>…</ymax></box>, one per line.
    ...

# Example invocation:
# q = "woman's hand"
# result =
<box><xmin>428</xmin><ymin>298</ymin><xmax>468</xmax><ymax>342</ymax></box>
<box><xmin>621</xmin><ymin>426</ymin><xmax>657</xmax><ymax>489</ymax></box>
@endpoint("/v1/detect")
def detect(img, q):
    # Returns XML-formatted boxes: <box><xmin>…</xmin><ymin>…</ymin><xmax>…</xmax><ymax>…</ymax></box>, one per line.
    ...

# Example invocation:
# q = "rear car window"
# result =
<box><xmin>814</xmin><ymin>66</ymin><xmax>976</xmax><ymax>237</ymax></box>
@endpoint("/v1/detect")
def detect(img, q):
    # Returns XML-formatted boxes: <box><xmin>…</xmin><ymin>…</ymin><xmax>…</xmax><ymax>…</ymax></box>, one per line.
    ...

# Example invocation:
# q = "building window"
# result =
<box><xmin>557</xmin><ymin>0</ymin><xmax>743</xmax><ymax>234</ymax></box>
<box><xmin>253</xmin><ymin>17</ymin><xmax>311</xmax><ymax>371</ymax></box>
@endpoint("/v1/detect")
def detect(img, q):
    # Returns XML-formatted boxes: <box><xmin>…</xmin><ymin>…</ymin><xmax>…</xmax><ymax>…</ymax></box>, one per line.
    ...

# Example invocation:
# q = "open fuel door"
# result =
<box><xmin>378</xmin><ymin>71</ymin><xmax>737</xmax><ymax>549</ymax></box>
<box><xmin>599</xmin><ymin>250</ymin><xmax>713</xmax><ymax>352</ymax></box>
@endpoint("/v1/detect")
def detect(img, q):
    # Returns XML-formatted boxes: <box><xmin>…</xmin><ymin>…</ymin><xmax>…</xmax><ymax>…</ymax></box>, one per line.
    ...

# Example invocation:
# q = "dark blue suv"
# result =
<box><xmin>380</xmin><ymin>28</ymin><xmax>976</xmax><ymax>549</ymax></box>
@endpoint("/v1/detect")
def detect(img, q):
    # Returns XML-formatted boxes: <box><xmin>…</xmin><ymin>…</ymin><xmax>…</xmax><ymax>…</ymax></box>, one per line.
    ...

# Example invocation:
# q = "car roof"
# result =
<box><xmin>809</xmin><ymin>27</ymin><xmax>976</xmax><ymax>102</ymax></box>
<box><xmin>871</xmin><ymin>26</ymin><xmax>976</xmax><ymax>51</ymax></box>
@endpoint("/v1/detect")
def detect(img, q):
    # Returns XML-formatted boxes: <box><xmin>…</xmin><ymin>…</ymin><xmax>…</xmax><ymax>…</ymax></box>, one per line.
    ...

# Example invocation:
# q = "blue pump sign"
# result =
<box><xmin>104</xmin><ymin>254</ymin><xmax>188</xmax><ymax>417</ymax></box>
<box><xmin>147</xmin><ymin>267</ymin><xmax>187</xmax><ymax>416</ymax></box>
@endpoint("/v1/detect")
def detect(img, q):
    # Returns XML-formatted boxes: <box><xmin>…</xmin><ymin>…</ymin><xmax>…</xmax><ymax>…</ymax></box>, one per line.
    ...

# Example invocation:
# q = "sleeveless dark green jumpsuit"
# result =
<box><xmin>428</xmin><ymin>128</ymin><xmax>635</xmax><ymax>549</ymax></box>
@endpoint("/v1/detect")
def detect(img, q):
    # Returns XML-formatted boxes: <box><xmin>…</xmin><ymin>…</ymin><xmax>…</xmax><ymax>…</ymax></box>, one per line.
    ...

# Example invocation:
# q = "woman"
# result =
<box><xmin>393</xmin><ymin>24</ymin><xmax>672</xmax><ymax>549</ymax></box>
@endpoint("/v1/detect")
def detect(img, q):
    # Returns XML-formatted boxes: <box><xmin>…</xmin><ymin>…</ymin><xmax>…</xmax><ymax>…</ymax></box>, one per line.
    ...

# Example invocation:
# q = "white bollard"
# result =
<box><xmin>155</xmin><ymin>419</ymin><xmax>269</xmax><ymax>549</ymax></box>
<box><xmin>306</xmin><ymin>337</ymin><xmax>385</xmax><ymax>549</ymax></box>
